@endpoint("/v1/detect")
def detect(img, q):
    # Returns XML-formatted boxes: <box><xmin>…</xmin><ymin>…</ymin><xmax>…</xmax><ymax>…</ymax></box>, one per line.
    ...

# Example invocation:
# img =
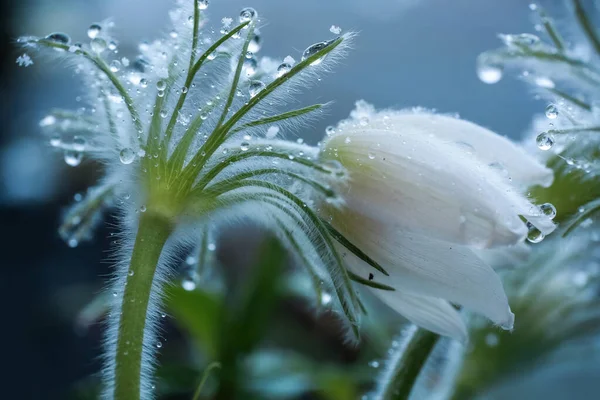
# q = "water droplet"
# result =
<box><xmin>526</xmin><ymin>222</ymin><xmax>545</xmax><ymax>243</ymax></box>
<box><xmin>40</xmin><ymin>115</ymin><xmax>57</xmax><ymax>127</ymax></box>
<box><xmin>87</xmin><ymin>24</ymin><xmax>102</xmax><ymax>39</ymax></box>
<box><xmin>182</xmin><ymin>276</ymin><xmax>196</xmax><ymax>291</ymax></box>
<box><xmin>330</xmin><ymin>25</ymin><xmax>342</xmax><ymax>35</ymax></box>
<box><xmin>302</xmin><ymin>41</ymin><xmax>331</xmax><ymax>66</ymax></box>
<box><xmin>139</xmin><ymin>78</ymin><xmax>148</xmax><ymax>88</ymax></box>
<box><xmin>321</xmin><ymin>292</ymin><xmax>332</xmax><ymax>305</ymax></box>
<box><xmin>186</xmin><ymin>256</ymin><xmax>197</xmax><ymax>265</ymax></box>
<box><xmin>325</xmin><ymin>126</ymin><xmax>335</xmax><ymax>136</ymax></box>
<box><xmin>128</xmin><ymin>270</ymin><xmax>135</xmax><ymax>277</ymax></box>
<box><xmin>119</xmin><ymin>148</ymin><xmax>135</xmax><ymax>164</ymax></box>
<box><xmin>64</xmin><ymin>150</ymin><xmax>83</xmax><ymax>167</ymax></box>
<box><xmin>198</xmin><ymin>0</ymin><xmax>209</xmax><ymax>10</ymax></box>
<box><xmin>243</xmin><ymin>57</ymin><xmax>257</xmax><ymax>76</ymax></box>
<box><xmin>504</xmin><ymin>33</ymin><xmax>540</xmax><ymax>47</ymax></box>
<box><xmin>536</xmin><ymin>132</ymin><xmax>554</xmax><ymax>150</ymax></box>
<box><xmin>477</xmin><ymin>61</ymin><xmax>503</xmax><ymax>84</ymax></box>
<box><xmin>90</xmin><ymin>38</ymin><xmax>107</xmax><ymax>53</ymax></box>
<box><xmin>161</xmin><ymin>312</ymin><xmax>167</xmax><ymax>318</ymax></box>
<box><xmin>156</xmin><ymin>80</ymin><xmax>166</xmax><ymax>91</ymax></box>
<box><xmin>534</xmin><ymin>76</ymin><xmax>555</xmax><ymax>88</ymax></box>
<box><xmin>368</xmin><ymin>360</ymin><xmax>380</xmax><ymax>368</ymax></box>
<box><xmin>109</xmin><ymin>60</ymin><xmax>121</xmax><ymax>72</ymax></box>
<box><xmin>140</xmin><ymin>205</ymin><xmax>147</xmax><ymax>213</ymax></box>
<box><xmin>485</xmin><ymin>333</ymin><xmax>499</xmax><ymax>347</ymax></box>
<box><xmin>46</xmin><ymin>32</ymin><xmax>70</xmax><ymax>45</ymax></box>
<box><xmin>239</xmin><ymin>7</ymin><xmax>257</xmax><ymax>23</ymax></box>
<box><xmin>68</xmin><ymin>238</ymin><xmax>78</xmax><ymax>248</ymax></box>
<box><xmin>50</xmin><ymin>135</ymin><xmax>61</xmax><ymax>147</ymax></box>
<box><xmin>240</xmin><ymin>142</ymin><xmax>250</xmax><ymax>151</ymax></box>
<box><xmin>112</xmin><ymin>291</ymin><xmax>118</xmax><ymax>297</ymax></box>
<box><xmin>266</xmin><ymin>126</ymin><xmax>279</xmax><ymax>139</ymax></box>
<box><xmin>276</xmin><ymin>62</ymin><xmax>292</xmax><ymax>78</ymax></box>
<box><xmin>248</xmin><ymin>80</ymin><xmax>265</xmax><ymax>98</ymax></box>
<box><xmin>248</xmin><ymin>33</ymin><xmax>261</xmax><ymax>53</ymax></box>
<box><xmin>72</xmin><ymin>136</ymin><xmax>86</xmax><ymax>152</ymax></box>
<box><xmin>156</xmin><ymin>341</ymin><xmax>162</xmax><ymax>348</ymax></box>
<box><xmin>160</xmin><ymin>110</ymin><xmax>168</xmax><ymax>118</ymax></box>
<box><xmin>540</xmin><ymin>202</ymin><xmax>557</xmax><ymax>219</ymax></box>
<box><xmin>545</xmin><ymin>104</ymin><xmax>558</xmax><ymax>119</ymax></box>
<box><xmin>108</xmin><ymin>41</ymin><xmax>118</xmax><ymax>51</ymax></box>
<box><xmin>344</xmin><ymin>137</ymin><xmax>351</xmax><ymax>144</ymax></box>
<box><xmin>368</xmin><ymin>151</ymin><xmax>375</xmax><ymax>160</ymax></box>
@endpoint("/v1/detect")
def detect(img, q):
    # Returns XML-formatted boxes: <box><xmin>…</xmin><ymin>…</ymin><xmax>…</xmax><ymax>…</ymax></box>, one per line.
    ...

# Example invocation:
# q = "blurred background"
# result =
<box><xmin>0</xmin><ymin>0</ymin><xmax>547</xmax><ymax>399</ymax></box>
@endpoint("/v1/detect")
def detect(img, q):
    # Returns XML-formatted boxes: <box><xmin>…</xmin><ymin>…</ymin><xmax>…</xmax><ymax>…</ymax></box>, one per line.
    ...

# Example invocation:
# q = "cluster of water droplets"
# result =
<box><xmin>526</xmin><ymin>202</ymin><xmax>556</xmax><ymax>243</ymax></box>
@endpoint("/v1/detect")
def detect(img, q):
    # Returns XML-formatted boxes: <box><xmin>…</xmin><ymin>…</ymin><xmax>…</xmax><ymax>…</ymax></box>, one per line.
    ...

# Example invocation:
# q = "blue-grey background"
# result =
<box><xmin>0</xmin><ymin>0</ymin><xmax>554</xmax><ymax>399</ymax></box>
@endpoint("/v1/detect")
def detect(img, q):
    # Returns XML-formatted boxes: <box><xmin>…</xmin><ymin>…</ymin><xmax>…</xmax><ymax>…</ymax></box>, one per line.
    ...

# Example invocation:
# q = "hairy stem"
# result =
<box><xmin>113</xmin><ymin>214</ymin><xmax>172</xmax><ymax>400</ymax></box>
<box><xmin>380</xmin><ymin>329</ymin><xmax>439</xmax><ymax>400</ymax></box>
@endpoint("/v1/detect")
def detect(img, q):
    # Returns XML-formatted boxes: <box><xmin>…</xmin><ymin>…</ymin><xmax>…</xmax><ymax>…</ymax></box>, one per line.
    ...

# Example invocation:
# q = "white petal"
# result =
<box><xmin>473</xmin><ymin>242</ymin><xmax>531</xmax><ymax>269</ymax></box>
<box><xmin>337</xmin><ymin>217</ymin><xmax>515</xmax><ymax>329</ymax></box>
<box><xmin>373</xmin><ymin>289</ymin><xmax>468</xmax><ymax>342</ymax></box>
<box><xmin>342</xmin><ymin>103</ymin><xmax>553</xmax><ymax>187</ymax></box>
<box><xmin>327</xmin><ymin>124</ymin><xmax>553</xmax><ymax>247</ymax></box>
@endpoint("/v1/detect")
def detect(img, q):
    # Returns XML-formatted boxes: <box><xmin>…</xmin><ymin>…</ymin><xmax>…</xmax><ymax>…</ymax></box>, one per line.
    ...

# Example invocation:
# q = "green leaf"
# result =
<box><xmin>216</xmin><ymin>235</ymin><xmax>288</xmax><ymax>398</ymax></box>
<box><xmin>244</xmin><ymin>350</ymin><xmax>364</xmax><ymax>400</ymax></box>
<box><xmin>164</xmin><ymin>285</ymin><xmax>222</xmax><ymax>358</ymax></box>
<box><xmin>572</xmin><ymin>0</ymin><xmax>600</xmax><ymax>55</ymax></box>
<box><xmin>373</xmin><ymin>326</ymin><xmax>439</xmax><ymax>400</ymax></box>
<box><xmin>163</xmin><ymin>20</ymin><xmax>250</xmax><ymax>145</ymax></box>
<box><xmin>229</xmin><ymin>103</ymin><xmax>324</xmax><ymax>135</ymax></box>
<box><xmin>562</xmin><ymin>198</ymin><xmax>600</xmax><ymax>237</ymax></box>
<box><xmin>322</xmin><ymin>220</ymin><xmax>390</xmax><ymax>276</ymax></box>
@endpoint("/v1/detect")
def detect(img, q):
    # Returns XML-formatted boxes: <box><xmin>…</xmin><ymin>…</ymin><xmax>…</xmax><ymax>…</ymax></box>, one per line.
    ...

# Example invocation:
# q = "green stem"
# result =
<box><xmin>192</xmin><ymin>362</ymin><xmax>221</xmax><ymax>400</ymax></box>
<box><xmin>379</xmin><ymin>328</ymin><xmax>439</xmax><ymax>400</ymax></box>
<box><xmin>113</xmin><ymin>214</ymin><xmax>173</xmax><ymax>400</ymax></box>
<box><xmin>572</xmin><ymin>0</ymin><xmax>600</xmax><ymax>55</ymax></box>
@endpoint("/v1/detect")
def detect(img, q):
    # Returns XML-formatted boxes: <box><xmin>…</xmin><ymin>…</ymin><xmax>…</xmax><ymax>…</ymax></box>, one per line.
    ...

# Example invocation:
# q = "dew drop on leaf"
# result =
<box><xmin>119</xmin><ymin>148</ymin><xmax>135</xmax><ymax>164</ymax></box>
<box><xmin>198</xmin><ymin>0</ymin><xmax>209</xmax><ymax>10</ymax></box>
<box><xmin>545</xmin><ymin>104</ymin><xmax>558</xmax><ymax>119</ymax></box>
<box><xmin>248</xmin><ymin>80</ymin><xmax>265</xmax><ymax>98</ymax></box>
<box><xmin>239</xmin><ymin>7</ymin><xmax>257</xmax><ymax>23</ymax></box>
<box><xmin>302</xmin><ymin>41</ymin><xmax>331</xmax><ymax>66</ymax></box>
<box><xmin>477</xmin><ymin>62</ymin><xmax>503</xmax><ymax>84</ymax></box>
<box><xmin>90</xmin><ymin>38</ymin><xmax>107</xmax><ymax>53</ymax></box>
<box><xmin>526</xmin><ymin>222</ymin><xmax>545</xmax><ymax>243</ymax></box>
<box><xmin>72</xmin><ymin>136</ymin><xmax>86</xmax><ymax>152</ymax></box>
<box><xmin>276</xmin><ymin>62</ymin><xmax>291</xmax><ymax>78</ymax></box>
<box><xmin>64</xmin><ymin>150</ymin><xmax>83</xmax><ymax>167</ymax></box>
<box><xmin>87</xmin><ymin>24</ymin><xmax>102</xmax><ymax>39</ymax></box>
<box><xmin>46</xmin><ymin>32</ymin><xmax>71</xmax><ymax>45</ymax></box>
<box><xmin>536</xmin><ymin>132</ymin><xmax>554</xmax><ymax>150</ymax></box>
<box><xmin>540</xmin><ymin>202</ymin><xmax>557</xmax><ymax>219</ymax></box>
<box><xmin>109</xmin><ymin>60</ymin><xmax>121</xmax><ymax>72</ymax></box>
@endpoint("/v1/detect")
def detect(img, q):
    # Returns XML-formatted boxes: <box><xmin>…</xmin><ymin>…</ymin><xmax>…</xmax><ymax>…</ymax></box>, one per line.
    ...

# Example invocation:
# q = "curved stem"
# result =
<box><xmin>378</xmin><ymin>328</ymin><xmax>439</xmax><ymax>400</ymax></box>
<box><xmin>114</xmin><ymin>214</ymin><xmax>172</xmax><ymax>400</ymax></box>
<box><xmin>26</xmin><ymin>39</ymin><xmax>143</xmax><ymax>138</ymax></box>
